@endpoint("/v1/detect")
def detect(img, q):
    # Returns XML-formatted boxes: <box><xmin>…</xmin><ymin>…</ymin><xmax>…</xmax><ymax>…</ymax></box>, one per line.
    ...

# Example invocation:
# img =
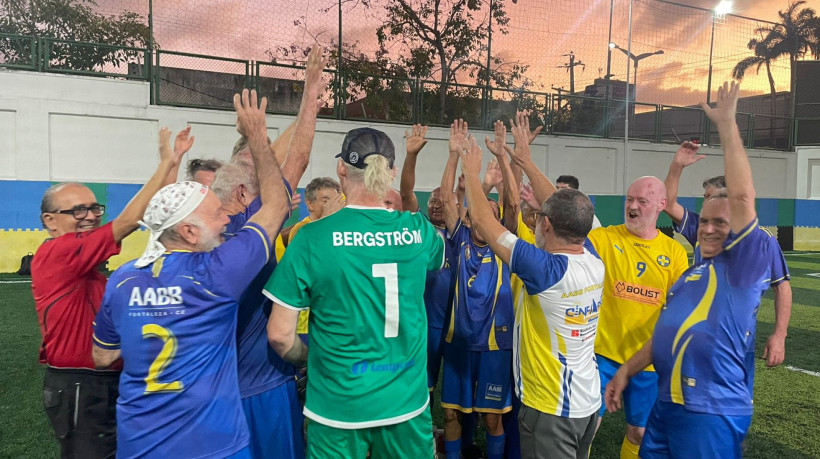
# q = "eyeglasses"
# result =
<box><xmin>50</xmin><ymin>204</ymin><xmax>106</xmax><ymax>220</ymax></box>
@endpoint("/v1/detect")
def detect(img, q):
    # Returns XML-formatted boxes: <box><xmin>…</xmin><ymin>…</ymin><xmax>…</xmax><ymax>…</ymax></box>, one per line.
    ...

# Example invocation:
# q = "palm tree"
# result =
<box><xmin>733</xmin><ymin>1</ymin><xmax>818</xmax><ymax>117</ymax></box>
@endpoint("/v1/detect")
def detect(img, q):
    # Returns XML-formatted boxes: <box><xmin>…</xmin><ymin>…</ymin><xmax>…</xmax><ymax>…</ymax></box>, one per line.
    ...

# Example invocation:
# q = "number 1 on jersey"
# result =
<box><xmin>373</xmin><ymin>263</ymin><xmax>399</xmax><ymax>338</ymax></box>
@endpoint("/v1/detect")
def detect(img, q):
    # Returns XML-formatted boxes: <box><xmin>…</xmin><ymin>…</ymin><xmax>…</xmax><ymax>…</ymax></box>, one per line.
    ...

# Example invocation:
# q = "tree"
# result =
<box><xmin>0</xmin><ymin>0</ymin><xmax>151</xmax><ymax>71</ymax></box>
<box><xmin>373</xmin><ymin>0</ymin><xmax>514</xmax><ymax>122</ymax></box>
<box><xmin>733</xmin><ymin>1</ymin><xmax>818</xmax><ymax>116</ymax></box>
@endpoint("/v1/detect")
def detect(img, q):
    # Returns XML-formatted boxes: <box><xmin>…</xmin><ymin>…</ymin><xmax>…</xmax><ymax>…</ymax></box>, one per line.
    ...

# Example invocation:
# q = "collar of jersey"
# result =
<box><xmin>345</xmin><ymin>205</ymin><xmax>394</xmax><ymax>211</ymax></box>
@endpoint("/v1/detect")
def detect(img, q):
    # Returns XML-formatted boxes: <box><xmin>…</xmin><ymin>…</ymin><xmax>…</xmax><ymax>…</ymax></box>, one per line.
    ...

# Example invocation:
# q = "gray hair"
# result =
<box><xmin>541</xmin><ymin>189</ymin><xmax>595</xmax><ymax>244</ymax></box>
<box><xmin>702</xmin><ymin>175</ymin><xmax>726</xmax><ymax>190</ymax></box>
<box><xmin>211</xmin><ymin>158</ymin><xmax>259</xmax><ymax>203</ymax></box>
<box><xmin>186</xmin><ymin>158</ymin><xmax>223</xmax><ymax>180</ymax></box>
<box><xmin>305</xmin><ymin>177</ymin><xmax>341</xmax><ymax>202</ymax></box>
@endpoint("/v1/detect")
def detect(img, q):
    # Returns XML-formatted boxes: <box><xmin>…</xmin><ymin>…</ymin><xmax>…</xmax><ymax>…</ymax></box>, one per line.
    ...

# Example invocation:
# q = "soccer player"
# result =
<box><xmin>458</xmin><ymin>122</ymin><xmax>605</xmax><ymax>459</ymax></box>
<box><xmin>440</xmin><ymin>119</ymin><xmax>516</xmax><ymax>459</ymax></box>
<box><xmin>286</xmin><ymin>177</ymin><xmax>344</xmax><ymax>245</ymax></box>
<box><xmin>187</xmin><ymin>157</ymin><xmax>222</xmax><ymax>186</ymax></box>
<box><xmin>91</xmin><ymin>88</ymin><xmax>290</xmax><ymax>458</ymax></box>
<box><xmin>265</xmin><ymin>127</ymin><xmax>445</xmax><ymax>458</ymax></box>
<box><xmin>588</xmin><ymin>176</ymin><xmax>688</xmax><ymax>457</ymax></box>
<box><xmin>605</xmin><ymin>81</ymin><xmax>771</xmax><ymax>459</ymax></box>
<box><xmin>32</xmin><ymin>126</ymin><xmax>191</xmax><ymax>458</ymax></box>
<box><xmin>399</xmin><ymin>123</ymin><xmax>456</xmax><ymax>397</ymax></box>
<box><xmin>663</xmin><ymin>143</ymin><xmax>791</xmax><ymax>372</ymax></box>
<box><xmin>383</xmin><ymin>188</ymin><xmax>403</xmax><ymax>211</ymax></box>
<box><xmin>214</xmin><ymin>47</ymin><xmax>327</xmax><ymax>458</ymax></box>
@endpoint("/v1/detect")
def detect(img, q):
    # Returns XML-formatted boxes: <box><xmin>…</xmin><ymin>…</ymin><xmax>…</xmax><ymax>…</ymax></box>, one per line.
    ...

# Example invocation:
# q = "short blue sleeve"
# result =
<box><xmin>92</xmin><ymin>281</ymin><xmax>121</xmax><ymax>350</ymax></box>
<box><xmin>675</xmin><ymin>208</ymin><xmax>699</xmax><ymax>247</ymax></box>
<box><xmin>207</xmin><ymin>222</ymin><xmax>272</xmax><ymax>299</ymax></box>
<box><xmin>724</xmin><ymin>219</ymin><xmax>771</xmax><ymax>286</ymax></box>
<box><xmin>509</xmin><ymin>238</ymin><xmax>569</xmax><ymax>295</ymax></box>
<box><xmin>767</xmin><ymin>236</ymin><xmax>790</xmax><ymax>286</ymax></box>
<box><xmin>448</xmin><ymin>220</ymin><xmax>468</xmax><ymax>243</ymax></box>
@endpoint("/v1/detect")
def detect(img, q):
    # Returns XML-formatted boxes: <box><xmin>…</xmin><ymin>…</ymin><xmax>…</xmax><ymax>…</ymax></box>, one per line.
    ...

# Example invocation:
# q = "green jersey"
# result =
<box><xmin>263</xmin><ymin>205</ymin><xmax>445</xmax><ymax>428</ymax></box>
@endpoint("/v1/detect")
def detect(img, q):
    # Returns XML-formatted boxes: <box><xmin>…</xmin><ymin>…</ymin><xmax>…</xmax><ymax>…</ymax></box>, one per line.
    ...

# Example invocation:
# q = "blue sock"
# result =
<box><xmin>444</xmin><ymin>439</ymin><xmax>461</xmax><ymax>459</ymax></box>
<box><xmin>486</xmin><ymin>433</ymin><xmax>506</xmax><ymax>459</ymax></box>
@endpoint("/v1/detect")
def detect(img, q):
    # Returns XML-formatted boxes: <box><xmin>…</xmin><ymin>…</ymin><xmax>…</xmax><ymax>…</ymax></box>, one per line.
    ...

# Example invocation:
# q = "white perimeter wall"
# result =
<box><xmin>0</xmin><ymin>70</ymin><xmax>801</xmax><ymax>198</ymax></box>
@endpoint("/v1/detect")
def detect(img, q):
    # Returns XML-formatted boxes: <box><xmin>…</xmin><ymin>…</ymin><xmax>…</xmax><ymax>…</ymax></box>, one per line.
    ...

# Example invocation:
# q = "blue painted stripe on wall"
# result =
<box><xmin>795</xmin><ymin>200</ymin><xmax>820</xmax><ymax>227</ymax></box>
<box><xmin>106</xmin><ymin>183</ymin><xmax>144</xmax><ymax>221</ymax></box>
<box><xmin>1</xmin><ymin>180</ymin><xmax>50</xmax><ymax>230</ymax></box>
<box><xmin>678</xmin><ymin>197</ymin><xmax>698</xmax><ymax>213</ymax></box>
<box><xmin>757</xmin><ymin>199</ymin><xmax>779</xmax><ymax>227</ymax></box>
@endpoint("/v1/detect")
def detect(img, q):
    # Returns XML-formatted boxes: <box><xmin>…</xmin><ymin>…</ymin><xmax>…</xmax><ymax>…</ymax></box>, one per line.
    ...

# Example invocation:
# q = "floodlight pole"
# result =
<box><xmin>624</xmin><ymin>0</ymin><xmax>633</xmax><ymax>196</ymax></box>
<box><xmin>707</xmin><ymin>13</ymin><xmax>716</xmax><ymax>104</ymax></box>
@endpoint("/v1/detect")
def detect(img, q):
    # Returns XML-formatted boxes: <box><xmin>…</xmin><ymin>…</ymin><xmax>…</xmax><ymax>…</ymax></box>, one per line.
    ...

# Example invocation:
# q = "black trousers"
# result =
<box><xmin>43</xmin><ymin>367</ymin><xmax>120</xmax><ymax>459</ymax></box>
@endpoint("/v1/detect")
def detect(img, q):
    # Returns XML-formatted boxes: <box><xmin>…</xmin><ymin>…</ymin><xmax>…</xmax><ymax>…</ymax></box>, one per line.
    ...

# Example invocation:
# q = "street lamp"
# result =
<box><xmin>707</xmin><ymin>1</ymin><xmax>733</xmax><ymax>104</ymax></box>
<box><xmin>609</xmin><ymin>42</ymin><xmax>664</xmax><ymax>104</ymax></box>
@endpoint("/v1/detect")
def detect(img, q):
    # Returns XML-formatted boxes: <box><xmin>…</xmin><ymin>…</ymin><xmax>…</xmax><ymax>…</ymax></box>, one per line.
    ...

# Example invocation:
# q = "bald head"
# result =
<box><xmin>624</xmin><ymin>176</ymin><xmax>667</xmax><ymax>238</ymax></box>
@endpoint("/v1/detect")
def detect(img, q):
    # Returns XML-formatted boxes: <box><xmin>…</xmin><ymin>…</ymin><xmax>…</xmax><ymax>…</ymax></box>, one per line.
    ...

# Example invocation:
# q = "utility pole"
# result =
<box><xmin>558</xmin><ymin>52</ymin><xmax>585</xmax><ymax>95</ymax></box>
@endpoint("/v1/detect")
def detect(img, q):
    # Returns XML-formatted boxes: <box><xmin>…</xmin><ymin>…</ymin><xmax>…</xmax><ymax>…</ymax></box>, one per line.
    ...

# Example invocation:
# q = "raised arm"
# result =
<box><xmin>111</xmin><ymin>127</ymin><xmax>189</xmax><ymax>242</ymax></box>
<box><xmin>701</xmin><ymin>81</ymin><xmax>755</xmax><ymax>233</ymax></box>
<box><xmin>281</xmin><ymin>46</ymin><xmax>329</xmax><ymax>188</ymax></box>
<box><xmin>505</xmin><ymin>111</ymin><xmax>556</xmax><ymax>206</ymax></box>
<box><xmin>510</xmin><ymin>110</ymin><xmax>544</xmax><ymax>188</ymax></box>
<box><xmin>441</xmin><ymin>120</ymin><xmax>468</xmax><ymax>234</ymax></box>
<box><xmin>271</xmin><ymin>121</ymin><xmax>297</xmax><ymax>166</ymax></box>
<box><xmin>234</xmin><ymin>89</ymin><xmax>290</xmax><ymax>241</ymax></box>
<box><xmin>485</xmin><ymin>120</ymin><xmax>519</xmax><ymax>234</ymax></box>
<box><xmin>664</xmin><ymin>141</ymin><xmax>704</xmax><ymax>225</ymax></box>
<box><xmin>159</xmin><ymin>126</ymin><xmax>195</xmax><ymax>186</ymax></box>
<box><xmin>400</xmin><ymin>124</ymin><xmax>429</xmax><ymax>212</ymax></box>
<box><xmin>459</xmin><ymin>135</ymin><xmax>513</xmax><ymax>265</ymax></box>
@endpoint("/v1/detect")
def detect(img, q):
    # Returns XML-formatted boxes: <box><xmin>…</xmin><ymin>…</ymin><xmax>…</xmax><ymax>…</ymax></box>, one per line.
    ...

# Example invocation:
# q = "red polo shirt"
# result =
<box><xmin>32</xmin><ymin>222</ymin><xmax>122</xmax><ymax>369</ymax></box>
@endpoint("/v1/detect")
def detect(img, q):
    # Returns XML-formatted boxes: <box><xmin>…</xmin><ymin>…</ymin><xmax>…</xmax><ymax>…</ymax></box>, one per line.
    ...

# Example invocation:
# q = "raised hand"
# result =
<box><xmin>505</xmin><ymin>111</ymin><xmax>534</xmax><ymax>165</ymax></box>
<box><xmin>290</xmin><ymin>192</ymin><xmax>302</xmax><ymax>212</ymax></box>
<box><xmin>484</xmin><ymin>120</ymin><xmax>507</xmax><ymax>157</ymax></box>
<box><xmin>234</xmin><ymin>89</ymin><xmax>268</xmax><ymax>139</ymax></box>
<box><xmin>458</xmin><ymin>135</ymin><xmax>483</xmax><ymax>177</ymax></box>
<box><xmin>521</xmin><ymin>109</ymin><xmax>544</xmax><ymax>144</ymax></box>
<box><xmin>304</xmin><ymin>46</ymin><xmax>329</xmax><ymax>100</ymax></box>
<box><xmin>174</xmin><ymin>126</ymin><xmax>195</xmax><ymax>157</ymax></box>
<box><xmin>449</xmin><ymin>119</ymin><xmax>469</xmax><ymax>157</ymax></box>
<box><xmin>483</xmin><ymin>158</ymin><xmax>503</xmax><ymax>188</ymax></box>
<box><xmin>672</xmin><ymin>141</ymin><xmax>705</xmax><ymax>169</ymax></box>
<box><xmin>405</xmin><ymin>124</ymin><xmax>429</xmax><ymax>156</ymax></box>
<box><xmin>159</xmin><ymin>127</ymin><xmax>173</xmax><ymax>161</ymax></box>
<box><xmin>520</xmin><ymin>183</ymin><xmax>540</xmax><ymax>210</ymax></box>
<box><xmin>700</xmin><ymin>81</ymin><xmax>739</xmax><ymax>128</ymax></box>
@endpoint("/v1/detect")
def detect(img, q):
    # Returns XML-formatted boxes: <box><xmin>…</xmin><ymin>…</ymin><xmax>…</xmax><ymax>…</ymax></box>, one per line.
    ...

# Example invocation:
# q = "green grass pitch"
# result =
<box><xmin>2</xmin><ymin>252</ymin><xmax>820</xmax><ymax>457</ymax></box>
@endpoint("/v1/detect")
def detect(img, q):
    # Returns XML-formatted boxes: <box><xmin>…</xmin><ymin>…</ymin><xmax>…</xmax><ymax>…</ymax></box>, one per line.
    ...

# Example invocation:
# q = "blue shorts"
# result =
<box><xmin>441</xmin><ymin>344</ymin><xmax>513</xmax><ymax>414</ymax></box>
<box><xmin>641</xmin><ymin>400</ymin><xmax>751</xmax><ymax>459</ymax></box>
<box><xmin>241</xmin><ymin>379</ymin><xmax>305</xmax><ymax>459</ymax></box>
<box><xmin>597</xmin><ymin>354</ymin><xmax>657</xmax><ymax>427</ymax></box>
<box><xmin>427</xmin><ymin>326</ymin><xmax>446</xmax><ymax>391</ymax></box>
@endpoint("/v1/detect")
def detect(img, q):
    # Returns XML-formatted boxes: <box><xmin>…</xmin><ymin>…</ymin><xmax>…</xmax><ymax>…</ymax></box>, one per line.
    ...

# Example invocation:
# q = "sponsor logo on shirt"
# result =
<box><xmin>127</xmin><ymin>286</ymin><xmax>186</xmax><ymax>317</ymax></box>
<box><xmin>564</xmin><ymin>299</ymin><xmax>601</xmax><ymax>325</ymax></box>
<box><xmin>634</xmin><ymin>242</ymin><xmax>651</xmax><ymax>249</ymax></box>
<box><xmin>350</xmin><ymin>359</ymin><xmax>415</xmax><ymax>375</ymax></box>
<box><xmin>613</xmin><ymin>281</ymin><xmax>663</xmax><ymax>306</ymax></box>
<box><xmin>485</xmin><ymin>383</ymin><xmax>504</xmax><ymax>402</ymax></box>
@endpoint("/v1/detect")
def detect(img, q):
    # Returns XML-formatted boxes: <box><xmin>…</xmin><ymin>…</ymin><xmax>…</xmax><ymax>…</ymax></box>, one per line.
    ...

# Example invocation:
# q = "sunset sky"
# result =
<box><xmin>97</xmin><ymin>0</ymin><xmax>810</xmax><ymax>108</ymax></box>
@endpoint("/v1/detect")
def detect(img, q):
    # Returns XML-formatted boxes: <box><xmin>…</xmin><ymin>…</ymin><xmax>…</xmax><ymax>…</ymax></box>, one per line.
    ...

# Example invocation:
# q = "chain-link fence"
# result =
<box><xmin>1</xmin><ymin>0</ymin><xmax>814</xmax><ymax>149</ymax></box>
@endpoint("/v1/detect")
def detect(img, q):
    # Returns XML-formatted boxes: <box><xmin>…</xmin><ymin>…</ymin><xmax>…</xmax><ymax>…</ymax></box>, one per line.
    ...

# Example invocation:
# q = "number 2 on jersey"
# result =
<box><xmin>372</xmin><ymin>263</ymin><xmax>399</xmax><ymax>338</ymax></box>
<box><xmin>636</xmin><ymin>261</ymin><xmax>647</xmax><ymax>277</ymax></box>
<box><xmin>142</xmin><ymin>324</ymin><xmax>184</xmax><ymax>393</ymax></box>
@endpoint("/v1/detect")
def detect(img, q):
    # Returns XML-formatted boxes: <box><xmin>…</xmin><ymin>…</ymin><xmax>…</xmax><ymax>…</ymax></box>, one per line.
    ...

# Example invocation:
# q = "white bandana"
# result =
<box><xmin>135</xmin><ymin>181</ymin><xmax>209</xmax><ymax>268</ymax></box>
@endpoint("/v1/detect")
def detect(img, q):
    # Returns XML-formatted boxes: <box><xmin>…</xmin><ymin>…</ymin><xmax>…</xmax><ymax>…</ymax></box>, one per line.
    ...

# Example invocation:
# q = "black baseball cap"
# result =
<box><xmin>336</xmin><ymin>127</ymin><xmax>395</xmax><ymax>169</ymax></box>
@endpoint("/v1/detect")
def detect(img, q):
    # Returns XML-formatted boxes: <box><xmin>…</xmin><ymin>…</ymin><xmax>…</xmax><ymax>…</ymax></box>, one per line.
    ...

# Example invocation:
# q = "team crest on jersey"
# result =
<box><xmin>657</xmin><ymin>255</ymin><xmax>671</xmax><ymax>267</ymax></box>
<box><xmin>464</xmin><ymin>246</ymin><xmax>471</xmax><ymax>260</ymax></box>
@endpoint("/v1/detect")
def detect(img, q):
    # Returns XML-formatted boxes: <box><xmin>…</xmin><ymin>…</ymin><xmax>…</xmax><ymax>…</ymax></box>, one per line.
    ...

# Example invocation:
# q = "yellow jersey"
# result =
<box><xmin>278</xmin><ymin>217</ymin><xmax>313</xmax><ymax>335</ymax></box>
<box><xmin>587</xmin><ymin>225</ymin><xmax>687</xmax><ymax>369</ymax></box>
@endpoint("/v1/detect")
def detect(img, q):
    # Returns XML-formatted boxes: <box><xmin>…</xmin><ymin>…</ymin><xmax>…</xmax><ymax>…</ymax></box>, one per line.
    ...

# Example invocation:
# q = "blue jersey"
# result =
<box><xmin>676</xmin><ymin>208</ymin><xmax>789</xmax><ymax>285</ymax></box>
<box><xmin>424</xmin><ymin>225</ymin><xmax>456</xmax><ymax>329</ymax></box>
<box><xmin>653</xmin><ymin>219</ymin><xmax>771</xmax><ymax>416</ymax></box>
<box><xmin>227</xmin><ymin>182</ymin><xmax>298</xmax><ymax>398</ymax></box>
<box><xmin>93</xmin><ymin>223</ymin><xmax>272</xmax><ymax>458</ymax></box>
<box><xmin>445</xmin><ymin>221</ymin><xmax>514</xmax><ymax>351</ymax></box>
